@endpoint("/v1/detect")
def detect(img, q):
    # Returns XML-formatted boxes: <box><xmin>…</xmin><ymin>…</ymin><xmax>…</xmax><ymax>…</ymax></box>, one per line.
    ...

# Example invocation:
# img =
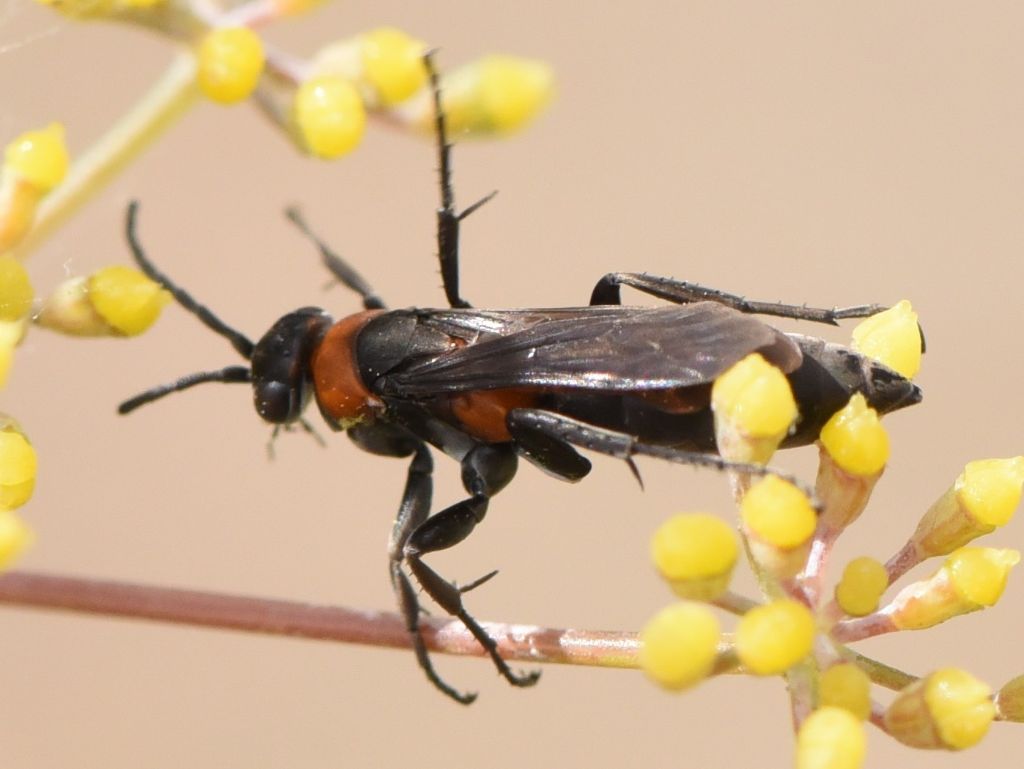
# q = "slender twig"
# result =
<box><xmin>885</xmin><ymin>540</ymin><xmax>923</xmax><ymax>584</ymax></box>
<box><xmin>711</xmin><ymin>590</ymin><xmax>759</xmax><ymax>615</ymax></box>
<box><xmin>12</xmin><ymin>53</ymin><xmax>200</xmax><ymax>262</ymax></box>
<box><xmin>0</xmin><ymin>570</ymin><xmax>640</xmax><ymax>669</ymax></box>
<box><xmin>841</xmin><ymin>647</ymin><xmax>918</xmax><ymax>691</ymax></box>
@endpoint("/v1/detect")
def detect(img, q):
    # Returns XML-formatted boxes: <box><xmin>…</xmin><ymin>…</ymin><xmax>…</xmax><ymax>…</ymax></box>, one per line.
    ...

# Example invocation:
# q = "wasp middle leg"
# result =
<box><xmin>387</xmin><ymin>436</ymin><xmax>539</xmax><ymax>703</ymax></box>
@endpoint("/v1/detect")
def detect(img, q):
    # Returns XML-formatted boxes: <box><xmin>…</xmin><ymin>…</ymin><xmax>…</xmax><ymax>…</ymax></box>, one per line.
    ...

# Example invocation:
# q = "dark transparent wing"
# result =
<box><xmin>384</xmin><ymin>302</ymin><xmax>802</xmax><ymax>395</ymax></box>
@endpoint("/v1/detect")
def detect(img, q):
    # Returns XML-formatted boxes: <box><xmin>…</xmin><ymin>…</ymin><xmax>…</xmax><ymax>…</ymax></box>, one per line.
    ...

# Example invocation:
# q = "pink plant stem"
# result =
<box><xmin>885</xmin><ymin>540</ymin><xmax>922</xmax><ymax>584</ymax></box>
<box><xmin>831</xmin><ymin>613</ymin><xmax>898</xmax><ymax>644</ymax></box>
<box><xmin>0</xmin><ymin>571</ymin><xmax>639</xmax><ymax>669</ymax></box>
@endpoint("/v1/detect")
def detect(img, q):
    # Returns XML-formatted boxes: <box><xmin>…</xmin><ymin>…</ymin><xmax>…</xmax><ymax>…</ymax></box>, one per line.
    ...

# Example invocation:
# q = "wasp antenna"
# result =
<box><xmin>125</xmin><ymin>201</ymin><xmax>256</xmax><ymax>360</ymax></box>
<box><xmin>118</xmin><ymin>365</ymin><xmax>252</xmax><ymax>415</ymax></box>
<box><xmin>284</xmin><ymin>207</ymin><xmax>386</xmax><ymax>311</ymax></box>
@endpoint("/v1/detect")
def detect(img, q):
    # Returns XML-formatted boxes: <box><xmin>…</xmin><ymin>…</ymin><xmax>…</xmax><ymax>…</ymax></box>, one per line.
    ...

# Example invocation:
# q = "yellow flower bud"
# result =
<box><xmin>0</xmin><ymin>318</ymin><xmax>27</xmax><ymax>388</ymax></box>
<box><xmin>88</xmin><ymin>266</ymin><xmax>170</xmax><ymax>336</ymax></box>
<box><xmin>0</xmin><ymin>256</ymin><xmax>33</xmax><ymax>322</ymax></box>
<box><xmin>33</xmin><ymin>0</ymin><xmax>115</xmax><ymax>18</ymax></box>
<box><xmin>0</xmin><ymin>510</ymin><xmax>33</xmax><ymax>570</ymax></box>
<box><xmin>735</xmin><ymin>599</ymin><xmax>815</xmax><ymax>675</ymax></box>
<box><xmin>851</xmin><ymin>300</ymin><xmax>922</xmax><ymax>380</ymax></box>
<box><xmin>819</xmin><ymin>663</ymin><xmax>872</xmax><ymax>721</ymax></box>
<box><xmin>293</xmin><ymin>76</ymin><xmax>367</xmax><ymax>159</ymax></box>
<box><xmin>0</xmin><ymin>426</ymin><xmax>37</xmax><ymax>511</ymax></box>
<box><xmin>995</xmin><ymin>674</ymin><xmax>1024</xmax><ymax>722</ymax></box>
<box><xmin>884</xmin><ymin>669</ymin><xmax>994</xmax><ymax>750</ymax></box>
<box><xmin>4</xmin><ymin>123</ymin><xmax>69</xmax><ymax>192</ymax></box>
<box><xmin>0</xmin><ymin>175</ymin><xmax>40</xmax><ymax>252</ymax></box>
<box><xmin>819</xmin><ymin>394</ymin><xmax>889</xmax><ymax>477</ymax></box>
<box><xmin>650</xmin><ymin>513</ymin><xmax>737</xmax><ymax>600</ymax></box>
<box><xmin>360</xmin><ymin>28</ymin><xmax>427</xmax><ymax>107</ymax></box>
<box><xmin>438</xmin><ymin>55</ymin><xmax>554</xmax><ymax>136</ymax></box>
<box><xmin>36</xmin><ymin>267</ymin><xmax>169</xmax><ymax>337</ymax></box>
<box><xmin>712</xmin><ymin>354</ymin><xmax>797</xmax><ymax>440</ymax></box>
<box><xmin>888</xmin><ymin>546</ymin><xmax>1019</xmax><ymax>630</ymax></box>
<box><xmin>834</xmin><ymin>556</ymin><xmax>888</xmax><ymax>617</ymax></box>
<box><xmin>271</xmin><ymin>0</ymin><xmax>325</xmax><ymax>15</ymax></box>
<box><xmin>739</xmin><ymin>476</ymin><xmax>816</xmax><ymax>578</ymax></box>
<box><xmin>908</xmin><ymin>457</ymin><xmax>1024</xmax><ymax>559</ymax></box>
<box><xmin>796</xmin><ymin>706</ymin><xmax>866</xmax><ymax>769</ymax></box>
<box><xmin>639</xmin><ymin>603</ymin><xmax>721</xmax><ymax>691</ymax></box>
<box><xmin>741</xmin><ymin>476</ymin><xmax>817</xmax><ymax>549</ymax></box>
<box><xmin>196</xmin><ymin>28</ymin><xmax>266</xmax><ymax>105</ymax></box>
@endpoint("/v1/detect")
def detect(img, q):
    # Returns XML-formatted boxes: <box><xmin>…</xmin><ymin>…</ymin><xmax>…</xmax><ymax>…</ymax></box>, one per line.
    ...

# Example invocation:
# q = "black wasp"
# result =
<box><xmin>119</xmin><ymin>54</ymin><xmax>921</xmax><ymax>703</ymax></box>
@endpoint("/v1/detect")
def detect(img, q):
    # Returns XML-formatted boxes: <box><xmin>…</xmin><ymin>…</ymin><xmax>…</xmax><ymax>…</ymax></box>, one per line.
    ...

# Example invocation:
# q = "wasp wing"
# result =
<box><xmin>381</xmin><ymin>302</ymin><xmax>801</xmax><ymax>396</ymax></box>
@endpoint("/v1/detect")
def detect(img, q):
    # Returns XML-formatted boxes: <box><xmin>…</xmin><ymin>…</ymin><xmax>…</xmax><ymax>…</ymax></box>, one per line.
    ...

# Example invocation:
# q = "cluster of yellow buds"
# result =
<box><xmin>38</xmin><ymin>1</ymin><xmax>553</xmax><ymax>161</ymax></box>
<box><xmin>638</xmin><ymin>301</ymin><xmax>1024</xmax><ymax>766</ymax></box>
<box><xmin>0</xmin><ymin>122</ymin><xmax>174</xmax><ymax>570</ymax></box>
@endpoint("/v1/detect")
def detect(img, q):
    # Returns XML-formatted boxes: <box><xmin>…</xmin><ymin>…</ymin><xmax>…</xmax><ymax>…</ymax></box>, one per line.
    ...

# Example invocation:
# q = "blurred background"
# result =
<box><xmin>1</xmin><ymin>1</ymin><xmax>1022</xmax><ymax>766</ymax></box>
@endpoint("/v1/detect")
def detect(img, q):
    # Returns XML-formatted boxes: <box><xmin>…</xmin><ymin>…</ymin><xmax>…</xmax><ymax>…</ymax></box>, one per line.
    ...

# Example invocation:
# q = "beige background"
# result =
<box><xmin>2</xmin><ymin>1</ymin><xmax>1022</xmax><ymax>766</ymax></box>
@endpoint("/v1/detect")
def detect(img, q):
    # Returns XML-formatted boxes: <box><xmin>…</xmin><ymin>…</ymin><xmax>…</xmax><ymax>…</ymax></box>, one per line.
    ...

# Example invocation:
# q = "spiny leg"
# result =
<box><xmin>387</xmin><ymin>444</ymin><xmax>478</xmax><ymax>703</ymax></box>
<box><xmin>390</xmin><ymin>442</ymin><xmax>536</xmax><ymax>701</ymax></box>
<box><xmin>402</xmin><ymin>442</ymin><xmax>538</xmax><ymax>692</ymax></box>
<box><xmin>423</xmin><ymin>51</ymin><xmax>497</xmax><ymax>309</ymax></box>
<box><xmin>506</xmin><ymin>408</ymin><xmax>817</xmax><ymax>501</ymax></box>
<box><xmin>285</xmin><ymin>207</ymin><xmax>386</xmax><ymax>310</ymax></box>
<box><xmin>589</xmin><ymin>272</ymin><xmax>888</xmax><ymax>326</ymax></box>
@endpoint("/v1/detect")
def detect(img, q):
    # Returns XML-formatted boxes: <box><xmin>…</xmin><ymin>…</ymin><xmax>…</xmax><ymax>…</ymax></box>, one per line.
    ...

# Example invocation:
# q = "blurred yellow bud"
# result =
<box><xmin>0</xmin><ymin>318</ymin><xmax>28</xmax><ymax>388</ymax></box>
<box><xmin>4</xmin><ymin>123</ymin><xmax>69</xmax><ymax>193</ymax></box>
<box><xmin>995</xmin><ymin>674</ymin><xmax>1024</xmax><ymax>722</ymax></box>
<box><xmin>851</xmin><ymin>300</ymin><xmax>921</xmax><ymax>380</ymax></box>
<box><xmin>0</xmin><ymin>256</ymin><xmax>33</xmax><ymax>322</ymax></box>
<box><xmin>0</xmin><ymin>510</ymin><xmax>33</xmax><ymax>570</ymax></box>
<box><xmin>439</xmin><ymin>55</ymin><xmax>554</xmax><ymax>136</ymax></box>
<box><xmin>294</xmin><ymin>76</ymin><xmax>367</xmax><ymax>159</ymax></box>
<box><xmin>88</xmin><ymin>266</ymin><xmax>170</xmax><ymax>336</ymax></box>
<box><xmin>819</xmin><ymin>663</ymin><xmax>872</xmax><ymax>721</ymax></box>
<box><xmin>741</xmin><ymin>475</ymin><xmax>817</xmax><ymax>549</ymax></box>
<box><xmin>360</xmin><ymin>28</ymin><xmax>428</xmax><ymax>107</ymax></box>
<box><xmin>639</xmin><ymin>603</ymin><xmax>721</xmax><ymax>691</ymax></box>
<box><xmin>835</xmin><ymin>556</ymin><xmax>888</xmax><ymax>617</ymax></box>
<box><xmin>796</xmin><ymin>706</ymin><xmax>866</xmax><ymax>769</ymax></box>
<box><xmin>884</xmin><ymin>668</ymin><xmax>994</xmax><ymax>750</ymax></box>
<box><xmin>0</xmin><ymin>426</ymin><xmax>37</xmax><ymax>511</ymax></box>
<box><xmin>196</xmin><ymin>28</ymin><xmax>266</xmax><ymax>105</ymax></box>
<box><xmin>271</xmin><ymin>0</ymin><xmax>325</xmax><ymax>15</ymax></box>
<box><xmin>740</xmin><ymin>476</ymin><xmax>816</xmax><ymax>578</ymax></box>
<box><xmin>650</xmin><ymin>513</ymin><xmax>737</xmax><ymax>600</ymax></box>
<box><xmin>735</xmin><ymin>599</ymin><xmax>814</xmax><ymax>675</ymax></box>
<box><xmin>36</xmin><ymin>267</ymin><xmax>169</xmax><ymax>337</ymax></box>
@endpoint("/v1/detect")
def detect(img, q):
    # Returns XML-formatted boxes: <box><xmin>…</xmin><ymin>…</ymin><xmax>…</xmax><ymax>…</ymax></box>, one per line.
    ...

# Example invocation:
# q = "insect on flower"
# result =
<box><xmin>118</xmin><ymin>54</ymin><xmax>922</xmax><ymax>704</ymax></box>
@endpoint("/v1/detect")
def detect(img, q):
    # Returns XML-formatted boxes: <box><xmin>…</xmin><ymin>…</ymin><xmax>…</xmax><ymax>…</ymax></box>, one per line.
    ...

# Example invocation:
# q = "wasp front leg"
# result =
<box><xmin>390</xmin><ymin>441</ymin><xmax>538</xmax><ymax>703</ymax></box>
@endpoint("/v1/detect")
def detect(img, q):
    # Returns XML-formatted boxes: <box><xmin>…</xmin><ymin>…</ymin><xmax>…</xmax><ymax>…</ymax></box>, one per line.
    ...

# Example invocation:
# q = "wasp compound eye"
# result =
<box><xmin>254</xmin><ymin>380</ymin><xmax>302</xmax><ymax>424</ymax></box>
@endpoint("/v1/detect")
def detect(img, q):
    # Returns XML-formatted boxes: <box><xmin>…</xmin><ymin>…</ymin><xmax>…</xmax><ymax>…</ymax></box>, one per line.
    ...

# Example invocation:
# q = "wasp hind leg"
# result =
<box><xmin>589</xmin><ymin>272</ymin><xmax>888</xmax><ymax>326</ymax></box>
<box><xmin>390</xmin><ymin>441</ymin><xmax>537</xmax><ymax>703</ymax></box>
<box><xmin>506</xmin><ymin>408</ymin><xmax>816</xmax><ymax>499</ymax></box>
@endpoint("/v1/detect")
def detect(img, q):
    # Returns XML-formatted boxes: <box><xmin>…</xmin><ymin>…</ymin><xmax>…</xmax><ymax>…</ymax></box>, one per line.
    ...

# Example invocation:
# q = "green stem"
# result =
<box><xmin>13</xmin><ymin>52</ymin><xmax>199</xmax><ymax>262</ymax></box>
<box><xmin>841</xmin><ymin>647</ymin><xmax>918</xmax><ymax>691</ymax></box>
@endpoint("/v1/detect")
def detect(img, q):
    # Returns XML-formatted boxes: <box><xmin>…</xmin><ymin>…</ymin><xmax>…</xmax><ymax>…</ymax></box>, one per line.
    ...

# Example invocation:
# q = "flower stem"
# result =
<box><xmin>0</xmin><ymin>570</ymin><xmax>640</xmax><ymax>669</ymax></box>
<box><xmin>13</xmin><ymin>53</ymin><xmax>199</xmax><ymax>262</ymax></box>
<box><xmin>841</xmin><ymin>647</ymin><xmax>918</xmax><ymax>691</ymax></box>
